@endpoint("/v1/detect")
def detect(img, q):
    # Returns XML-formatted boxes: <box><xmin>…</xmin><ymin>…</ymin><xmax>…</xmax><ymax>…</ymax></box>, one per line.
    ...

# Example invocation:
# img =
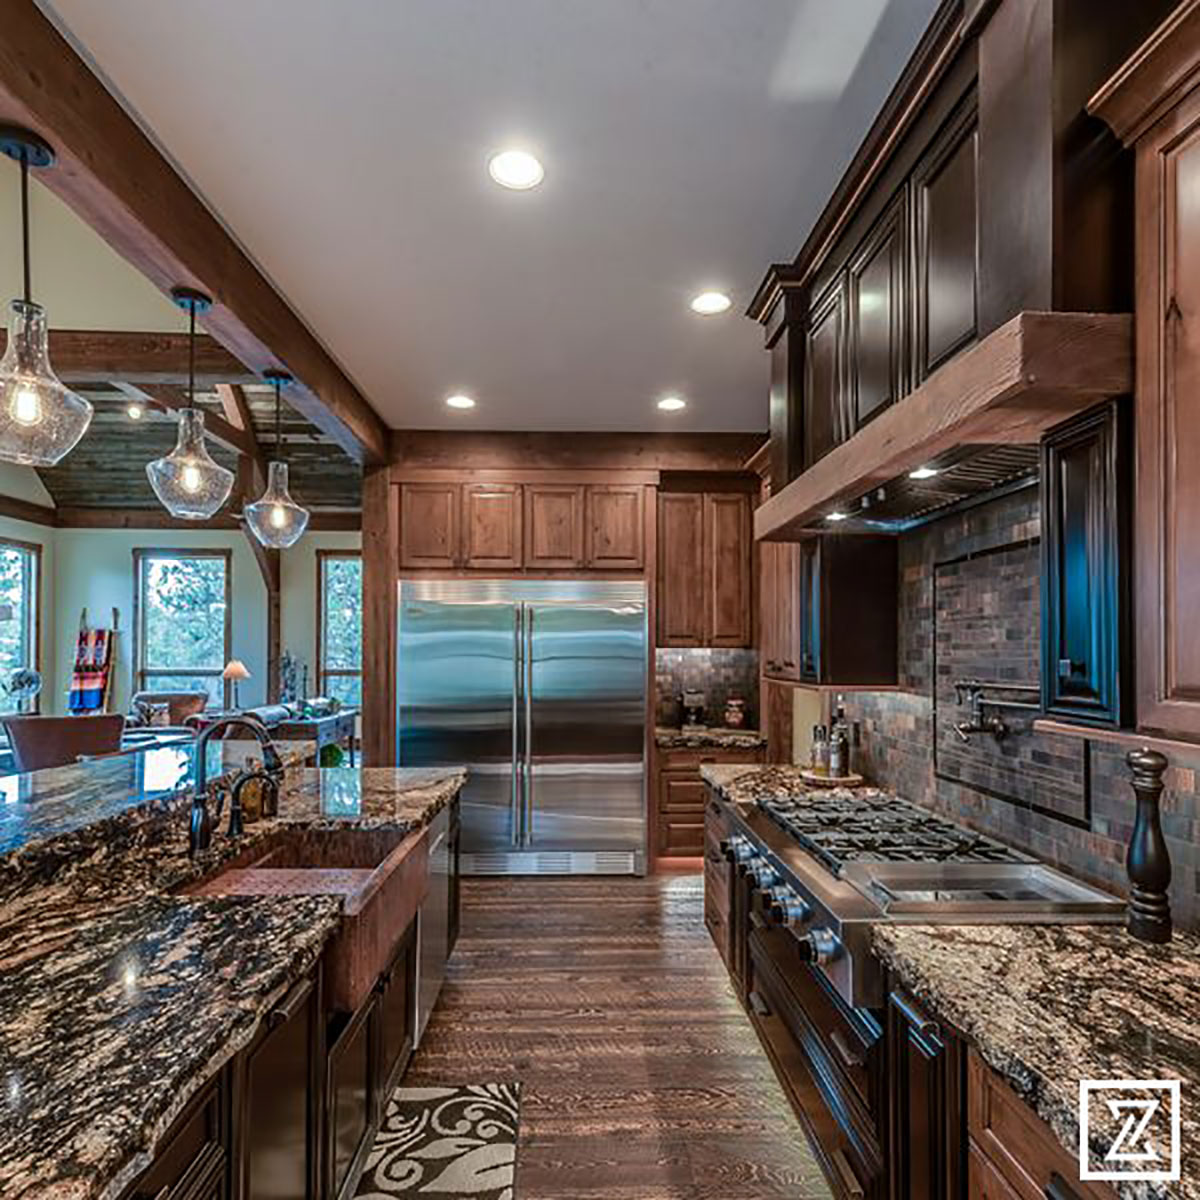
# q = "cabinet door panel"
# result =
<box><xmin>914</xmin><ymin>98</ymin><xmax>979</xmax><ymax>379</ymax></box>
<box><xmin>1137</xmin><ymin>94</ymin><xmax>1200</xmax><ymax>736</ymax></box>
<box><xmin>850</xmin><ymin>194</ymin><xmax>907</xmax><ymax>429</ymax></box>
<box><xmin>705</xmin><ymin>492</ymin><xmax>753</xmax><ymax>648</ymax></box>
<box><xmin>377</xmin><ymin>927</ymin><xmax>416</xmax><ymax>1101</ymax></box>
<box><xmin>400</xmin><ymin>484</ymin><xmax>460</xmax><ymax>569</ymax></box>
<box><xmin>525</xmin><ymin>485</ymin><xmax>584</xmax><ymax>568</ymax></box>
<box><xmin>797</xmin><ymin>539</ymin><xmax>821</xmax><ymax>683</ymax></box>
<box><xmin>463</xmin><ymin>484</ymin><xmax>522</xmax><ymax>570</ymax></box>
<box><xmin>804</xmin><ymin>278</ymin><xmax>848</xmax><ymax>468</ymax></box>
<box><xmin>658</xmin><ymin>493</ymin><xmax>705</xmax><ymax>645</ymax></box>
<box><xmin>658</xmin><ymin>772</ymin><xmax>706</xmax><ymax>812</ymax></box>
<box><xmin>586</xmin><ymin>485</ymin><xmax>644</xmax><ymax>568</ymax></box>
<box><xmin>329</xmin><ymin>1002</ymin><xmax>374</xmax><ymax>1200</ymax></box>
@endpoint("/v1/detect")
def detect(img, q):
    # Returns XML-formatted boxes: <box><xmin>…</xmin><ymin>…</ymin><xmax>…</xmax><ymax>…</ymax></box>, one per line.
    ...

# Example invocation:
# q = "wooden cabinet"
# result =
<box><xmin>376</xmin><ymin>923</ymin><xmax>417</xmax><ymax>1104</ymax></box>
<box><xmin>656</xmin><ymin>746</ymin><xmax>764</xmax><ymax>859</ymax></box>
<box><xmin>463</xmin><ymin>484</ymin><xmax>523</xmax><ymax>569</ymax></box>
<box><xmin>702</xmin><ymin>796</ymin><xmax>732</xmax><ymax>964</ymax></box>
<box><xmin>1040</xmin><ymin>401</ymin><xmax>1130</xmax><ymax>727</ymax></box>
<box><xmin>240</xmin><ymin>973</ymin><xmax>322</xmax><ymax>1200</ymax></box>
<box><xmin>399</xmin><ymin>483</ymin><xmax>459</xmax><ymax>569</ymax></box>
<box><xmin>849</xmin><ymin>193</ymin><xmax>908</xmax><ymax>428</ymax></box>
<box><xmin>913</xmin><ymin>94</ymin><xmax>979</xmax><ymax>381</ymax></box>
<box><xmin>657</xmin><ymin>492</ymin><xmax>706</xmax><ymax>645</ymax></box>
<box><xmin>586</xmin><ymin>484</ymin><xmax>644</xmax><ymax>568</ymax></box>
<box><xmin>967</xmin><ymin>1049</ymin><xmax>1115</xmax><ymax>1200</ymax></box>
<box><xmin>658</xmin><ymin>491</ymin><xmax>753</xmax><ymax>648</ymax></box>
<box><xmin>525</xmin><ymin>484</ymin><xmax>585</xmax><ymax>567</ymax></box>
<box><xmin>763</xmin><ymin>536</ymin><xmax>896</xmax><ymax>686</ymax></box>
<box><xmin>887</xmin><ymin>988</ymin><xmax>965</xmax><ymax>1200</ymax></box>
<box><xmin>804</xmin><ymin>276</ymin><xmax>849</xmax><ymax>468</ymax></box>
<box><xmin>327</xmin><ymin>997</ymin><xmax>376</xmax><ymax>1200</ymax></box>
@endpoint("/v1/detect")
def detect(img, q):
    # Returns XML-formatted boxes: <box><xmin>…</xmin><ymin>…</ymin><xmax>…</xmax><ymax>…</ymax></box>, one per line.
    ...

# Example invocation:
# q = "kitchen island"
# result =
<box><xmin>0</xmin><ymin>747</ymin><xmax>465</xmax><ymax>1200</ymax></box>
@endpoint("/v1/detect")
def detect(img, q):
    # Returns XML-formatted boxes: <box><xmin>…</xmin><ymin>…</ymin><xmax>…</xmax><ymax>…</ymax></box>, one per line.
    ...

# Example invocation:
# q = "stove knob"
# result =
<box><xmin>768</xmin><ymin>888</ymin><xmax>812</xmax><ymax>928</ymax></box>
<box><xmin>742</xmin><ymin>858</ymin><xmax>778</xmax><ymax>889</ymax></box>
<box><xmin>796</xmin><ymin>928</ymin><xmax>842</xmax><ymax>965</ymax></box>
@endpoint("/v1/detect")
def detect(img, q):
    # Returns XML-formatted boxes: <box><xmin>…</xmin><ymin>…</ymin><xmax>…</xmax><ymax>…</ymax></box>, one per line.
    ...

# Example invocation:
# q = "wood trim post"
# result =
<box><xmin>362</xmin><ymin>465</ymin><xmax>398</xmax><ymax>765</ymax></box>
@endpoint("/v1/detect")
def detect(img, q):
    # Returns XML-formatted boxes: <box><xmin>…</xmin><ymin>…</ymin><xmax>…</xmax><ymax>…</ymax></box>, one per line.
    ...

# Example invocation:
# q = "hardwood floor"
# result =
<box><xmin>406</xmin><ymin>874</ymin><xmax>832</xmax><ymax>1199</ymax></box>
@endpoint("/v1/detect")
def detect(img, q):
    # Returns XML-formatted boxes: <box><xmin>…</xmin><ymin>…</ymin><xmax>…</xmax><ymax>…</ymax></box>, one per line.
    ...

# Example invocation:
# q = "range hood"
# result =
<box><xmin>755</xmin><ymin>311</ymin><xmax>1132</xmax><ymax>541</ymax></box>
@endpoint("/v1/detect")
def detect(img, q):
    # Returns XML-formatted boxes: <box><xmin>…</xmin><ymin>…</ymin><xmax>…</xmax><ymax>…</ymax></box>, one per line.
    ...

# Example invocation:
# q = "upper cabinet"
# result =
<box><xmin>1090</xmin><ymin>2</ymin><xmax>1200</xmax><ymax>739</ymax></box>
<box><xmin>804</xmin><ymin>277</ymin><xmax>850</xmax><ymax>469</ymax></box>
<box><xmin>657</xmin><ymin>490</ymin><xmax>754</xmax><ymax>649</ymax></box>
<box><xmin>399</xmin><ymin>481</ymin><xmax>644</xmax><ymax>573</ymax></box>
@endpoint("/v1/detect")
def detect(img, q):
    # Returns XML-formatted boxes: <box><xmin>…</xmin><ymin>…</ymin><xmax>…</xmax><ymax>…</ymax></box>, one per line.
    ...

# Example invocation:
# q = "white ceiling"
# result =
<box><xmin>40</xmin><ymin>0</ymin><xmax>938</xmax><ymax>432</ymax></box>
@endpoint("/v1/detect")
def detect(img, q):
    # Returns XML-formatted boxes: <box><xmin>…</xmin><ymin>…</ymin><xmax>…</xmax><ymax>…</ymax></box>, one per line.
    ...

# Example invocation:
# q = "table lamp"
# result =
<box><xmin>222</xmin><ymin>659</ymin><xmax>250</xmax><ymax>709</ymax></box>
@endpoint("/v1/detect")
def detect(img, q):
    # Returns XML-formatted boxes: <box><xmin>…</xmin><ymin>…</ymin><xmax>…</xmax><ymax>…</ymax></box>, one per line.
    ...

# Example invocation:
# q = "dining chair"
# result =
<box><xmin>1</xmin><ymin>714</ymin><xmax>126</xmax><ymax>772</ymax></box>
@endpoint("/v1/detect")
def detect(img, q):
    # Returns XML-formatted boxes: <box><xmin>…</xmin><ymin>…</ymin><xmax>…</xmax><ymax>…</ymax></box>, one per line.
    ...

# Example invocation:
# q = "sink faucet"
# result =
<box><xmin>952</xmin><ymin>686</ymin><xmax>1008</xmax><ymax>744</ymax></box>
<box><xmin>189</xmin><ymin>716</ymin><xmax>285</xmax><ymax>856</ymax></box>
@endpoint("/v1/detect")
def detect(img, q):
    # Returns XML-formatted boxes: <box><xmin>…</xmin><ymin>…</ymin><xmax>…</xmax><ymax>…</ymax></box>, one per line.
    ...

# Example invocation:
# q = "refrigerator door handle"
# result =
<box><xmin>511</xmin><ymin>605</ymin><xmax>522</xmax><ymax>848</ymax></box>
<box><xmin>524</xmin><ymin>605</ymin><xmax>534</xmax><ymax>847</ymax></box>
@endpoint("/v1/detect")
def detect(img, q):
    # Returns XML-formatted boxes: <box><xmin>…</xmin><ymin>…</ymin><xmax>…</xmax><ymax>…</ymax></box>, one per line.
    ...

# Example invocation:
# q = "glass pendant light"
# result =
<box><xmin>0</xmin><ymin>127</ymin><xmax>93</xmax><ymax>466</ymax></box>
<box><xmin>244</xmin><ymin>369</ymin><xmax>309</xmax><ymax>549</ymax></box>
<box><xmin>146</xmin><ymin>288</ymin><xmax>234</xmax><ymax>519</ymax></box>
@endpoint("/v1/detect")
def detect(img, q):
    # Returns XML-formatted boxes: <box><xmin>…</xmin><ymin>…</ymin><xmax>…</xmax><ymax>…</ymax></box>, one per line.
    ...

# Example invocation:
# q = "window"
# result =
<box><xmin>0</xmin><ymin>539</ymin><xmax>39</xmax><ymax>714</ymax></box>
<box><xmin>135</xmin><ymin>549</ymin><xmax>231</xmax><ymax>707</ymax></box>
<box><xmin>318</xmin><ymin>552</ymin><xmax>362</xmax><ymax>707</ymax></box>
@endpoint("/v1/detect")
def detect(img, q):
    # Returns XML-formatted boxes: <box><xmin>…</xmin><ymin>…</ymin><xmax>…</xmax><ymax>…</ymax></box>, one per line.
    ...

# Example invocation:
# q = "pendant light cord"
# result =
<box><xmin>19</xmin><ymin>151</ymin><xmax>31</xmax><ymax>305</ymax></box>
<box><xmin>274</xmin><ymin>378</ymin><xmax>282</xmax><ymax>460</ymax></box>
<box><xmin>187</xmin><ymin>299</ymin><xmax>196</xmax><ymax>410</ymax></box>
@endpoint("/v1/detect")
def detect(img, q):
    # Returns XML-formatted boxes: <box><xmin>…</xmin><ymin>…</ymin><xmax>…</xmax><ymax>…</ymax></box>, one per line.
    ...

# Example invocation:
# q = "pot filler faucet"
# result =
<box><xmin>189</xmin><ymin>716</ymin><xmax>284</xmax><ymax>856</ymax></box>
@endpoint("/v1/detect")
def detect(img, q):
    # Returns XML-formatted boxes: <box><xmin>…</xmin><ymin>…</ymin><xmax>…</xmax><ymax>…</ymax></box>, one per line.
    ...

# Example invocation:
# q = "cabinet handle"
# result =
<box><xmin>1045</xmin><ymin>1173</ymin><xmax>1085</xmax><ymax>1200</ymax></box>
<box><xmin>890</xmin><ymin>991</ymin><xmax>940</xmax><ymax>1041</ymax></box>
<box><xmin>748</xmin><ymin>909</ymin><xmax>767</xmax><ymax>930</ymax></box>
<box><xmin>830</xmin><ymin>1028</ymin><xmax>864</xmax><ymax>1070</ymax></box>
<box><xmin>748</xmin><ymin>990</ymin><xmax>771</xmax><ymax>1017</ymax></box>
<box><xmin>831</xmin><ymin>1149</ymin><xmax>865</xmax><ymax>1197</ymax></box>
<box><xmin>269</xmin><ymin>977</ymin><xmax>313</xmax><ymax>1029</ymax></box>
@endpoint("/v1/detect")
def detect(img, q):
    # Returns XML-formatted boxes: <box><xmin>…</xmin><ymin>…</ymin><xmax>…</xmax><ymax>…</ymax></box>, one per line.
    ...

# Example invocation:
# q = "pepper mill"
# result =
<box><xmin>1125</xmin><ymin>747</ymin><xmax>1172</xmax><ymax>944</ymax></box>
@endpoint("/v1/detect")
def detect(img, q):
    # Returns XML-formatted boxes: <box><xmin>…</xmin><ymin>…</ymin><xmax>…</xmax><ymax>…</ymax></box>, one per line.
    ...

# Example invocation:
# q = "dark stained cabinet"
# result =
<box><xmin>797</xmin><ymin>538</ymin><xmax>820</xmax><ymax>684</ymax></box>
<box><xmin>913</xmin><ymin>95</ymin><xmax>979</xmax><ymax>381</ymax></box>
<box><xmin>887</xmin><ymin>989</ymin><xmax>965</xmax><ymax>1200</ymax></box>
<box><xmin>376</xmin><ymin>924</ymin><xmax>417</xmax><ymax>1103</ymax></box>
<box><xmin>657</xmin><ymin>492</ymin><xmax>706</xmax><ymax>645</ymax></box>
<box><xmin>524</xmin><ymin>484</ymin><xmax>585</xmax><ymax>568</ymax></box>
<box><xmin>586</xmin><ymin>484</ymin><xmax>645</xmax><ymax>568</ymax></box>
<box><xmin>463</xmin><ymin>484</ymin><xmax>523</xmax><ymax>570</ymax></box>
<box><xmin>849</xmin><ymin>193</ymin><xmax>908</xmax><ymax>427</ymax></box>
<box><xmin>1040</xmin><ymin>401</ymin><xmax>1129</xmax><ymax>727</ymax></box>
<box><xmin>399</xmin><ymin>483</ymin><xmax>460</xmax><ymax>569</ymax></box>
<box><xmin>760</xmin><ymin>540</ymin><xmax>800</xmax><ymax>680</ymax></box>
<box><xmin>240</xmin><ymin>974</ymin><xmax>322</xmax><ymax>1200</ymax></box>
<box><xmin>327</xmin><ymin>998</ymin><xmax>375</xmax><ymax>1200</ymax></box>
<box><xmin>804</xmin><ymin>276</ymin><xmax>849</xmax><ymax>468</ymax></box>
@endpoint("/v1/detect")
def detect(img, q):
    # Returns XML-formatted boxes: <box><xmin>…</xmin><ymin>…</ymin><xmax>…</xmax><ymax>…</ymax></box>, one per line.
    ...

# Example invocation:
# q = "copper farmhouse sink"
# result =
<box><xmin>185</xmin><ymin>826</ymin><xmax>429</xmax><ymax>1012</ymax></box>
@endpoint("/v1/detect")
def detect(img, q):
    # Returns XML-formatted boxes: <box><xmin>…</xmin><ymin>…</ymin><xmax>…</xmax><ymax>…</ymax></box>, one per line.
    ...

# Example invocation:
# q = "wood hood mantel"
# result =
<box><xmin>754</xmin><ymin>310</ymin><xmax>1132</xmax><ymax>541</ymax></box>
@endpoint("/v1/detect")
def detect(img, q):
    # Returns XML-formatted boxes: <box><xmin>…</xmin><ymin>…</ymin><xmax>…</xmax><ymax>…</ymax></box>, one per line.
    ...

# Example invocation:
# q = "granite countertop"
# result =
<box><xmin>655</xmin><ymin>725</ymin><xmax>767</xmax><ymax>750</ymax></box>
<box><xmin>874</xmin><ymin>924</ymin><xmax>1200</xmax><ymax>1199</ymax></box>
<box><xmin>0</xmin><ymin>751</ymin><xmax>465</xmax><ymax>1200</ymax></box>
<box><xmin>699</xmin><ymin>762</ymin><xmax>885</xmax><ymax>806</ymax></box>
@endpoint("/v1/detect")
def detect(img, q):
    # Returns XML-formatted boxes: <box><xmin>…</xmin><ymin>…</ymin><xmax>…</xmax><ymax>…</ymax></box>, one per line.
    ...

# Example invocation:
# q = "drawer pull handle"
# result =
<box><xmin>1045</xmin><ymin>1174</ymin><xmax>1084</xmax><ymax>1200</ymax></box>
<box><xmin>748</xmin><ymin>990</ymin><xmax>771</xmax><ymax>1017</ymax></box>
<box><xmin>269</xmin><ymin>977</ymin><xmax>313</xmax><ymax>1029</ymax></box>
<box><xmin>890</xmin><ymin>991</ymin><xmax>940</xmax><ymax>1041</ymax></box>
<box><xmin>831</xmin><ymin>1149</ymin><xmax>865</xmax><ymax>1197</ymax></box>
<box><xmin>830</xmin><ymin>1028</ymin><xmax>864</xmax><ymax>1069</ymax></box>
<box><xmin>748</xmin><ymin>909</ymin><xmax>767</xmax><ymax>930</ymax></box>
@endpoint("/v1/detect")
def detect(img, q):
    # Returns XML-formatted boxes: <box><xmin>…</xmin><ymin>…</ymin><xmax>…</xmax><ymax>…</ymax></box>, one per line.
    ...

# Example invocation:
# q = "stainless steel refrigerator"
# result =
<box><xmin>397</xmin><ymin>579</ymin><xmax>647</xmax><ymax>875</ymax></box>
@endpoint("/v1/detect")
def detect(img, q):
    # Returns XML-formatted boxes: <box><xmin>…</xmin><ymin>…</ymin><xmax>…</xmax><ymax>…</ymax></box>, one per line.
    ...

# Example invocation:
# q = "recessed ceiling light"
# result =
<box><xmin>446</xmin><ymin>393</ymin><xmax>476</xmax><ymax>410</ymax></box>
<box><xmin>826</xmin><ymin>511</ymin><xmax>849</xmax><ymax>522</ymax></box>
<box><xmin>690</xmin><ymin>290</ymin><xmax>732</xmax><ymax>315</ymax></box>
<box><xmin>488</xmin><ymin>149</ymin><xmax>544</xmax><ymax>190</ymax></box>
<box><xmin>909</xmin><ymin>466</ymin><xmax>939</xmax><ymax>480</ymax></box>
<box><xmin>126</xmin><ymin>403</ymin><xmax>144</xmax><ymax>420</ymax></box>
<box><xmin>657</xmin><ymin>395</ymin><xmax>686</xmax><ymax>412</ymax></box>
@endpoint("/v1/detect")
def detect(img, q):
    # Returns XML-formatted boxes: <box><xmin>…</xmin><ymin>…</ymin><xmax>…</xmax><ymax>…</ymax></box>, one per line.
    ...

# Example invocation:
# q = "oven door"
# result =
<box><xmin>747</xmin><ymin>923</ymin><xmax>885</xmax><ymax>1199</ymax></box>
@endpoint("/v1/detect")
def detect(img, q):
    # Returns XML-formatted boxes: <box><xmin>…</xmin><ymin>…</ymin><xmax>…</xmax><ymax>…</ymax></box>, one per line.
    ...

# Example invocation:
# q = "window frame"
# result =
<box><xmin>133</xmin><ymin>547</ymin><xmax>233</xmax><ymax>708</ymax></box>
<box><xmin>316</xmin><ymin>549</ymin><xmax>362</xmax><ymax>707</ymax></box>
<box><xmin>0</xmin><ymin>537</ymin><xmax>42</xmax><ymax>715</ymax></box>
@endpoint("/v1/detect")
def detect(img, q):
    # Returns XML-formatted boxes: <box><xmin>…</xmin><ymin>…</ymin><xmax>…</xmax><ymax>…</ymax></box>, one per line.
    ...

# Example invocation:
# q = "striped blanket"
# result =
<box><xmin>68</xmin><ymin>628</ymin><xmax>113</xmax><ymax>713</ymax></box>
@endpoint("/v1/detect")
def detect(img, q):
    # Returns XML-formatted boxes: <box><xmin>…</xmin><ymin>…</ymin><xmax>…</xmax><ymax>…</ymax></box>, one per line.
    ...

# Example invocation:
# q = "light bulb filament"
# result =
<box><xmin>270</xmin><ymin>504</ymin><xmax>286</xmax><ymax>528</ymax></box>
<box><xmin>181</xmin><ymin>464</ymin><xmax>201</xmax><ymax>493</ymax></box>
<box><xmin>12</xmin><ymin>386</ymin><xmax>42</xmax><ymax>427</ymax></box>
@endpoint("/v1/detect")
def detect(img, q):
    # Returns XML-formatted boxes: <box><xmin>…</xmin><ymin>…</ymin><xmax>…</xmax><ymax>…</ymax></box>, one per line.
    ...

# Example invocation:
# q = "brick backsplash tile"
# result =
<box><xmin>837</xmin><ymin>486</ymin><xmax>1200</xmax><ymax>932</ymax></box>
<box><xmin>655</xmin><ymin>648</ymin><xmax>759</xmax><ymax>728</ymax></box>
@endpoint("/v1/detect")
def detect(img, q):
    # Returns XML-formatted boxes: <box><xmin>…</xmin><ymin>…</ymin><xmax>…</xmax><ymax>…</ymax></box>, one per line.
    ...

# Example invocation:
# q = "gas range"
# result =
<box><xmin>723</xmin><ymin>787</ymin><xmax>1124</xmax><ymax>1009</ymax></box>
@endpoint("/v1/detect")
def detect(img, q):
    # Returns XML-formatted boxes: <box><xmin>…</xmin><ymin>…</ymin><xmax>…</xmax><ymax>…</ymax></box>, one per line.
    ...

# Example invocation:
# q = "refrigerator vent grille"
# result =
<box><xmin>461</xmin><ymin>851</ymin><xmax>642</xmax><ymax>876</ymax></box>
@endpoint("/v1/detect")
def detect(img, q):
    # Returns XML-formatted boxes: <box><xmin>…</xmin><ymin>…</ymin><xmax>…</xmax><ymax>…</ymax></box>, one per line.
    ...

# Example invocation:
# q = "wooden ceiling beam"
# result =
<box><xmin>0</xmin><ymin>0</ymin><xmax>389</xmax><ymax>464</ymax></box>
<box><xmin>218</xmin><ymin>384</ymin><xmax>268</xmax><ymax>491</ymax></box>
<box><xmin>0</xmin><ymin>330</ymin><xmax>258</xmax><ymax>385</ymax></box>
<box><xmin>51</xmin><ymin>507</ymin><xmax>360</xmax><ymax>531</ymax></box>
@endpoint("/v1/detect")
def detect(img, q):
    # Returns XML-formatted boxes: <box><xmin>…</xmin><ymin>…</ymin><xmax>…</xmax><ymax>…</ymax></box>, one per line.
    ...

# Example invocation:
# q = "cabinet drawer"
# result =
<box><xmin>124</xmin><ymin>1073</ymin><xmax>227</xmax><ymax>1200</ymax></box>
<box><xmin>969</xmin><ymin>1142</ymin><xmax>1022</xmax><ymax>1199</ymax></box>
<box><xmin>658</xmin><ymin>772</ymin><xmax>706</xmax><ymax>813</ymax></box>
<box><xmin>703</xmin><ymin>891</ymin><xmax>729</xmax><ymax>965</ymax></box>
<box><xmin>658</xmin><ymin>818</ymin><xmax>704</xmax><ymax>856</ymax></box>
<box><xmin>967</xmin><ymin>1050</ymin><xmax>1115</xmax><ymax>1200</ymax></box>
<box><xmin>658</xmin><ymin>747</ymin><xmax>763</xmax><ymax>770</ymax></box>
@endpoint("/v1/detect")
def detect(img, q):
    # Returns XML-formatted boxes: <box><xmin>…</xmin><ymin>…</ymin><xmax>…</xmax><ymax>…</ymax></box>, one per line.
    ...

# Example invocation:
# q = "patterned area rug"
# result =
<box><xmin>354</xmin><ymin>1084</ymin><xmax>521</xmax><ymax>1199</ymax></box>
